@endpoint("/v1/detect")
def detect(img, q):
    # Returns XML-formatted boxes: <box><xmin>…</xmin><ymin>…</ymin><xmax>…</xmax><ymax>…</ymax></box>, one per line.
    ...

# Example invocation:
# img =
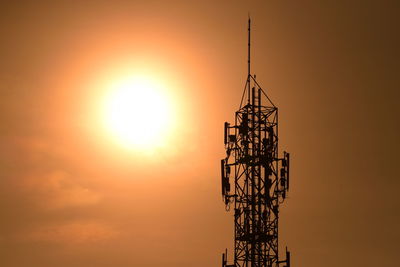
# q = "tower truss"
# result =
<box><xmin>221</xmin><ymin>19</ymin><xmax>291</xmax><ymax>267</ymax></box>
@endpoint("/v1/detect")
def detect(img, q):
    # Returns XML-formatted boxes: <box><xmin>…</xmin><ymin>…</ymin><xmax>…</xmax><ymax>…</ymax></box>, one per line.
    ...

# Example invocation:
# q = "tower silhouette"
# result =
<box><xmin>221</xmin><ymin>18</ymin><xmax>291</xmax><ymax>267</ymax></box>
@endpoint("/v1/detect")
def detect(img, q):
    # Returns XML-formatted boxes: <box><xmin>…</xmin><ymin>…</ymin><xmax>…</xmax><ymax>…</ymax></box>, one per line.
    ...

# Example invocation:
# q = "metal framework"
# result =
<box><xmin>221</xmin><ymin>18</ymin><xmax>291</xmax><ymax>267</ymax></box>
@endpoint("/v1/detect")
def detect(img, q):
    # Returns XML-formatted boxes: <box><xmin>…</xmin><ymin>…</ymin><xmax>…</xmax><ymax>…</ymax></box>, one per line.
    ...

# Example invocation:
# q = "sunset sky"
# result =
<box><xmin>1</xmin><ymin>1</ymin><xmax>399</xmax><ymax>266</ymax></box>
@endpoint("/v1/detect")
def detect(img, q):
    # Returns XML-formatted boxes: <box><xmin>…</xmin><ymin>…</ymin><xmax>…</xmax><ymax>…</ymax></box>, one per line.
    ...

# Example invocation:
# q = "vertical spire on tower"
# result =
<box><xmin>247</xmin><ymin>16</ymin><xmax>251</xmax><ymax>104</ymax></box>
<box><xmin>248</xmin><ymin>16</ymin><xmax>251</xmax><ymax>77</ymax></box>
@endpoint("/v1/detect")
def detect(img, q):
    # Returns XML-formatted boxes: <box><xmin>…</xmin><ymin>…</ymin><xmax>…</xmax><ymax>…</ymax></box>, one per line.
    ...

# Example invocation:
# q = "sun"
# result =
<box><xmin>103</xmin><ymin>75</ymin><xmax>172</xmax><ymax>150</ymax></box>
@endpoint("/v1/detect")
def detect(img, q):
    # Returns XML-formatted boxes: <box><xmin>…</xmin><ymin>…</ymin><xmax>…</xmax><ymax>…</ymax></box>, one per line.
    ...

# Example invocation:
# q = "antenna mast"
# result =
<box><xmin>221</xmin><ymin>19</ymin><xmax>292</xmax><ymax>267</ymax></box>
<box><xmin>247</xmin><ymin>17</ymin><xmax>251</xmax><ymax>104</ymax></box>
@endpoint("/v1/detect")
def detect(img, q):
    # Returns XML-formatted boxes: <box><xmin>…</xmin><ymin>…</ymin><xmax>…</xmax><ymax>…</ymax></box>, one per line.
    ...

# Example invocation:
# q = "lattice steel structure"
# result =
<box><xmin>221</xmin><ymin>19</ymin><xmax>291</xmax><ymax>267</ymax></box>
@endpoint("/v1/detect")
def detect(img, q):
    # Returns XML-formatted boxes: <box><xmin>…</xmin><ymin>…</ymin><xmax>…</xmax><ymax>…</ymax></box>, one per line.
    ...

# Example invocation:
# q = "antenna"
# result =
<box><xmin>248</xmin><ymin>16</ymin><xmax>251</xmax><ymax>78</ymax></box>
<box><xmin>220</xmin><ymin>19</ymin><xmax>292</xmax><ymax>267</ymax></box>
<box><xmin>247</xmin><ymin>16</ymin><xmax>251</xmax><ymax>104</ymax></box>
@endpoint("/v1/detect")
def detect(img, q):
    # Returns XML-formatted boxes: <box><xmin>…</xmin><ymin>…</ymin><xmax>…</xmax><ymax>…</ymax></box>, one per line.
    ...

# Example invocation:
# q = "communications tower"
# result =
<box><xmin>220</xmin><ymin>18</ymin><xmax>291</xmax><ymax>267</ymax></box>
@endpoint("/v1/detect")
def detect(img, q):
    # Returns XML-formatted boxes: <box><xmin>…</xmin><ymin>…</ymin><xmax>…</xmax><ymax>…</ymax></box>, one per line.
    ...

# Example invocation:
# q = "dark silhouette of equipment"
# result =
<box><xmin>221</xmin><ymin>18</ymin><xmax>291</xmax><ymax>267</ymax></box>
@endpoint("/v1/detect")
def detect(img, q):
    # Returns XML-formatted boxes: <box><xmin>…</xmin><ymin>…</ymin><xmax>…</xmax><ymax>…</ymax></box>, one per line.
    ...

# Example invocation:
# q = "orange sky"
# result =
<box><xmin>0</xmin><ymin>1</ymin><xmax>399</xmax><ymax>266</ymax></box>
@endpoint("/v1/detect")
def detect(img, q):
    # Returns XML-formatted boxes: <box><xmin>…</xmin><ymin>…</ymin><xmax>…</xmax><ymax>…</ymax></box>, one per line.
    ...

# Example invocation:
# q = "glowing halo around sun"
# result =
<box><xmin>102</xmin><ymin>75</ymin><xmax>174</xmax><ymax>151</ymax></box>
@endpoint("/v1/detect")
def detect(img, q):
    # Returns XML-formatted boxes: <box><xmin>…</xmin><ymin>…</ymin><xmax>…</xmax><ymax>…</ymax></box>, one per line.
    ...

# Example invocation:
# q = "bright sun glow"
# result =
<box><xmin>103</xmin><ymin>75</ymin><xmax>172</xmax><ymax>150</ymax></box>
